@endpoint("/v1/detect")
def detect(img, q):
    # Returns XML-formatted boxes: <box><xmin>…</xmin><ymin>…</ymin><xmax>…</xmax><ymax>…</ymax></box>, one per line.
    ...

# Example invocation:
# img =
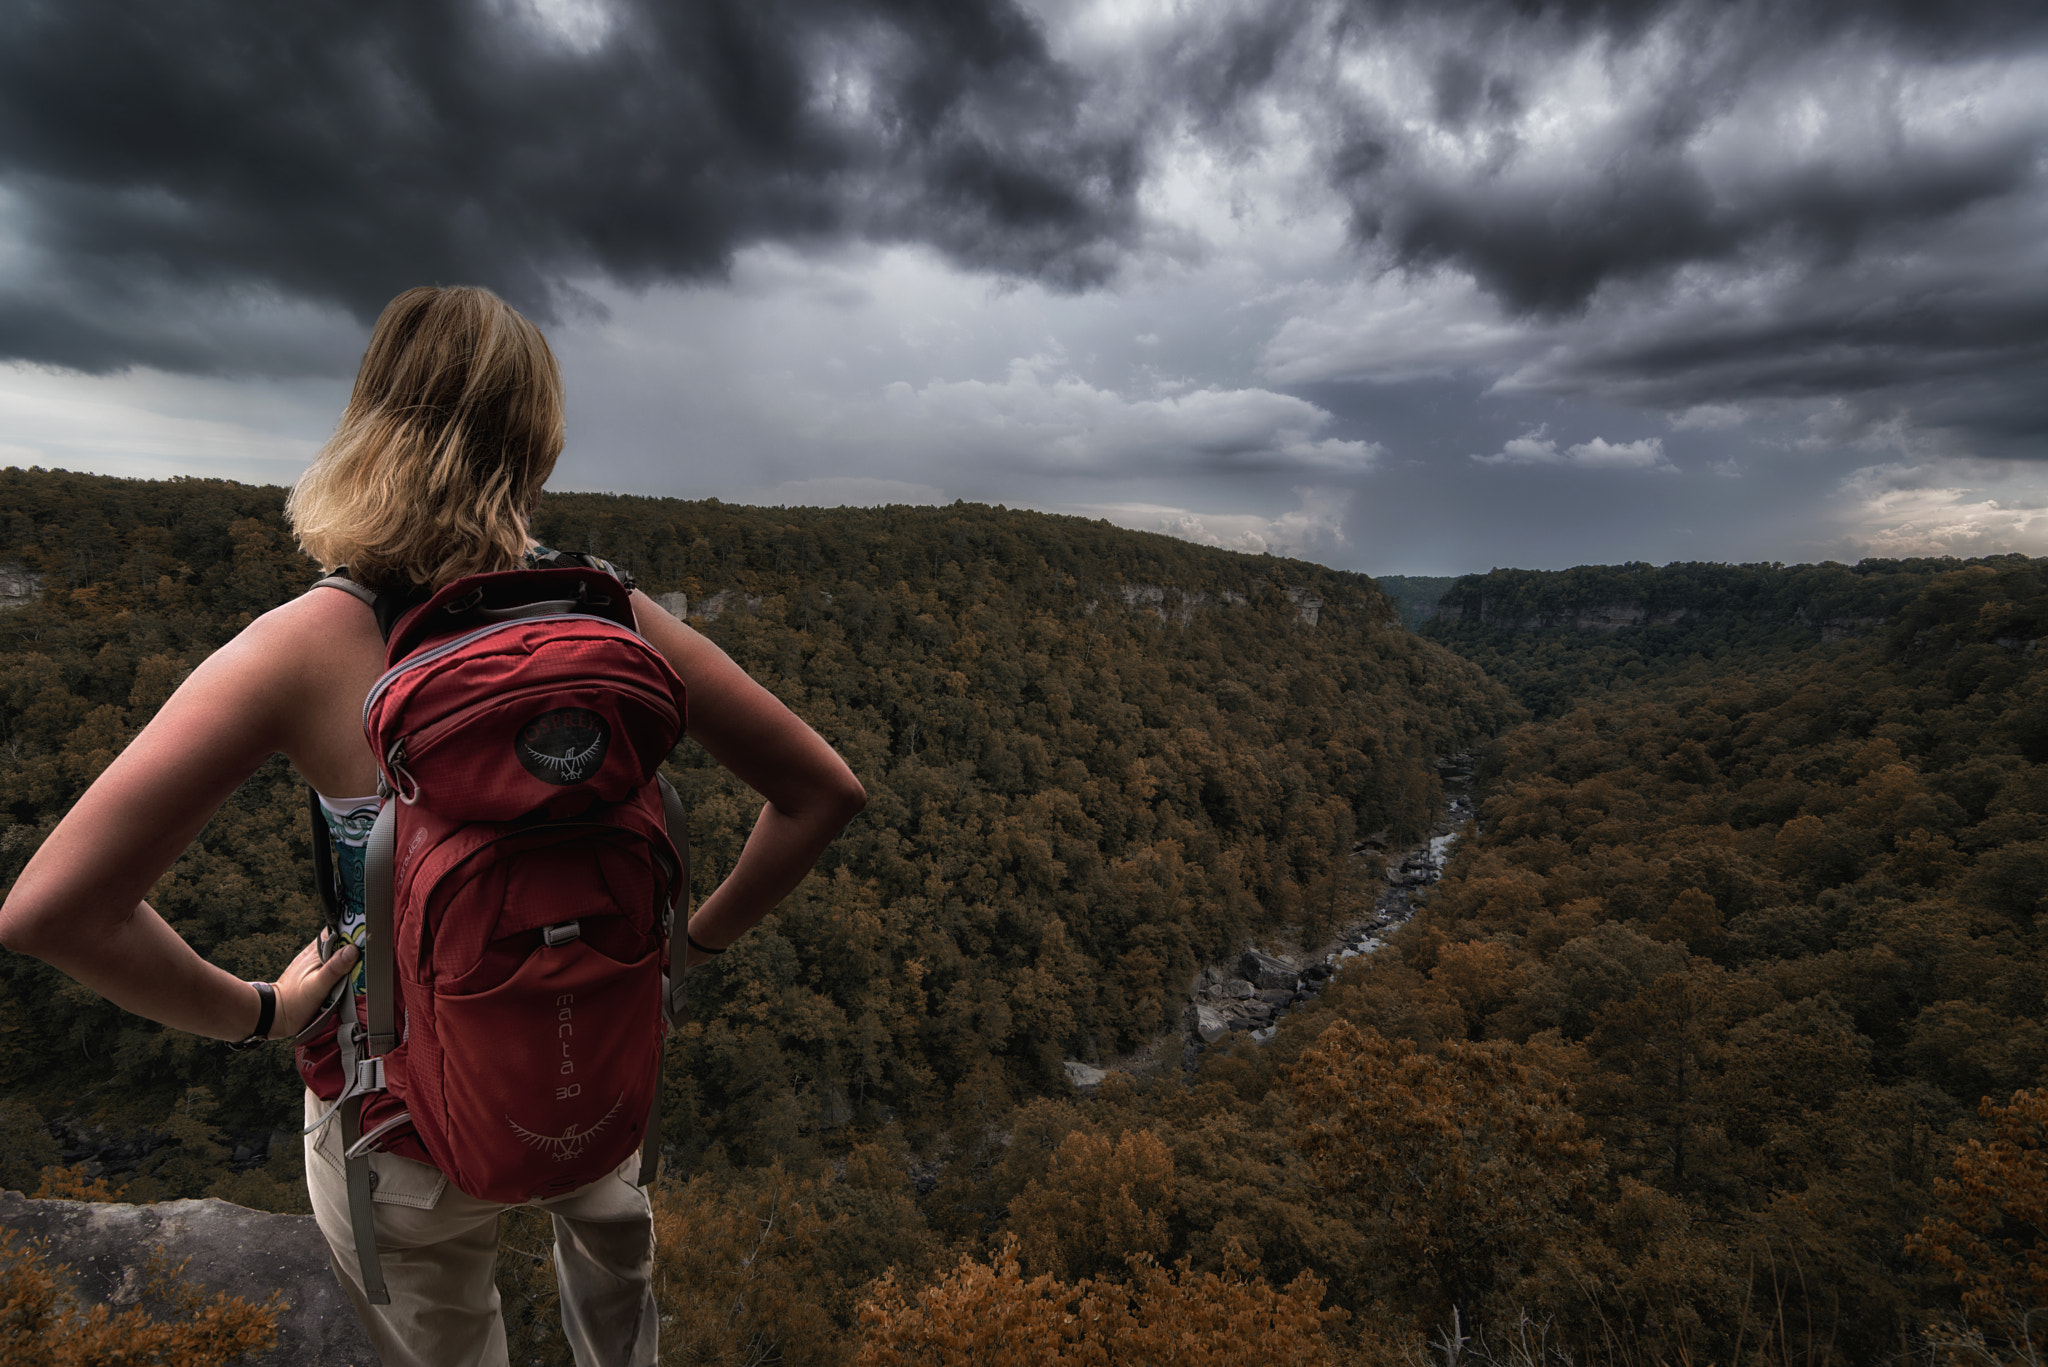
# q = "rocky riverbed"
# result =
<box><xmin>1063</xmin><ymin>753</ymin><xmax>1475</xmax><ymax>1088</ymax></box>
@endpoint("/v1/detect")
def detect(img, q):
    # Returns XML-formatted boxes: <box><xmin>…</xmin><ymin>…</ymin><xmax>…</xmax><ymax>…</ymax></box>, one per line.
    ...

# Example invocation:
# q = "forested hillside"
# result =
<box><xmin>1086</xmin><ymin>554</ymin><xmax>2048</xmax><ymax>1364</ymax></box>
<box><xmin>10</xmin><ymin>468</ymin><xmax>2048</xmax><ymax>1364</ymax></box>
<box><xmin>1423</xmin><ymin>559</ymin><xmax>1979</xmax><ymax>718</ymax></box>
<box><xmin>529</xmin><ymin>490</ymin><xmax>1513</xmax><ymax>1167</ymax></box>
<box><xmin>0</xmin><ymin>468</ymin><xmax>1505</xmax><ymax>1206</ymax></box>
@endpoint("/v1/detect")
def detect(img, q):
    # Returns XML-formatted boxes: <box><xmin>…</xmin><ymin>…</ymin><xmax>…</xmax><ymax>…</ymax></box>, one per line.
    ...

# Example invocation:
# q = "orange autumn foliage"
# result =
<box><xmin>0</xmin><ymin>1230</ymin><xmax>278</xmax><ymax>1367</ymax></box>
<box><xmin>1911</xmin><ymin>1089</ymin><xmax>2048</xmax><ymax>1362</ymax></box>
<box><xmin>1288</xmin><ymin>1019</ymin><xmax>1602</xmax><ymax>1332</ymax></box>
<box><xmin>28</xmin><ymin>1167</ymin><xmax>126</xmax><ymax>1204</ymax></box>
<box><xmin>856</xmin><ymin>1238</ymin><xmax>1342</xmax><ymax>1367</ymax></box>
<box><xmin>1008</xmin><ymin>1129</ymin><xmax>1175</xmax><ymax>1282</ymax></box>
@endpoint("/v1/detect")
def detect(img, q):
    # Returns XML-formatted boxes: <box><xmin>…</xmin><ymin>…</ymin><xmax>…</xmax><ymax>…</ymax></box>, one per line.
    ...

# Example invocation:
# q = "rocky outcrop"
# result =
<box><xmin>1789</xmin><ymin>607</ymin><xmax>1883</xmax><ymax>642</ymax></box>
<box><xmin>678</xmin><ymin>577</ymin><xmax>1358</xmax><ymax>633</ymax></box>
<box><xmin>1117</xmin><ymin>583</ymin><xmax>1231</xmax><ymax>628</ymax></box>
<box><xmin>693</xmin><ymin>590</ymin><xmax>763</xmax><ymax>623</ymax></box>
<box><xmin>1062</xmin><ymin>1060</ymin><xmax>1111</xmax><ymax>1088</ymax></box>
<box><xmin>0</xmin><ymin>563</ymin><xmax>42</xmax><ymax>610</ymax></box>
<box><xmin>1094</xmin><ymin>580</ymin><xmax>1344</xmax><ymax>629</ymax></box>
<box><xmin>1455</xmin><ymin>601</ymin><xmax>1695</xmax><ymax>632</ymax></box>
<box><xmin>1192</xmin><ymin>1005</ymin><xmax>1231</xmax><ymax>1044</ymax></box>
<box><xmin>0</xmin><ymin>1192</ymin><xmax>372</xmax><ymax>1367</ymax></box>
<box><xmin>1238</xmin><ymin>949</ymin><xmax>1298</xmax><ymax>992</ymax></box>
<box><xmin>1436</xmin><ymin>588</ymin><xmax>1891</xmax><ymax>642</ymax></box>
<box><xmin>1184</xmin><ymin>958</ymin><xmax>1306</xmax><ymax>1049</ymax></box>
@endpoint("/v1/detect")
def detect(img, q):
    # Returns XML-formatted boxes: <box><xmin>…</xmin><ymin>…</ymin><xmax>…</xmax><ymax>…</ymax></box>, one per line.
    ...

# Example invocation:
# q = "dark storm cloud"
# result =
<box><xmin>1365</xmin><ymin>135</ymin><xmax>2041</xmax><ymax>319</ymax></box>
<box><xmin>1177</xmin><ymin>0</ymin><xmax>2048</xmax><ymax>447</ymax></box>
<box><xmin>0</xmin><ymin>0</ymin><xmax>1141</xmax><ymax>371</ymax></box>
<box><xmin>1285</xmin><ymin>0</ymin><xmax>2048</xmax><ymax>316</ymax></box>
<box><xmin>4</xmin><ymin>0</ymin><xmax>2045</xmax><ymax>471</ymax></box>
<box><xmin>1503</xmin><ymin>261</ymin><xmax>2048</xmax><ymax>455</ymax></box>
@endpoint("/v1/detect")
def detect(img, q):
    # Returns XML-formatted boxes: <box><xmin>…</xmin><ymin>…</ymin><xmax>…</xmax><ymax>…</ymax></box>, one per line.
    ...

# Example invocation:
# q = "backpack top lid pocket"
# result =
<box><xmin>364</xmin><ymin>567</ymin><xmax>687</xmax><ymax>823</ymax></box>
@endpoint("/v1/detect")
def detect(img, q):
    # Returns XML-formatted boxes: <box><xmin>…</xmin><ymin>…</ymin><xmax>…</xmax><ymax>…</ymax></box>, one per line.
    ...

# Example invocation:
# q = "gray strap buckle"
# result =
<box><xmin>543</xmin><ymin>921</ymin><xmax>582</xmax><ymax>947</ymax></box>
<box><xmin>300</xmin><ymin>1055</ymin><xmax>389</xmax><ymax>1135</ymax></box>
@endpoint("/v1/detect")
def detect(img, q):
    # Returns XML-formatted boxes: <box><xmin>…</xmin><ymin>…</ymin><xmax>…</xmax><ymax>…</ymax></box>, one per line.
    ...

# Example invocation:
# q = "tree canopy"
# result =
<box><xmin>9</xmin><ymin>467</ymin><xmax>2047</xmax><ymax>1363</ymax></box>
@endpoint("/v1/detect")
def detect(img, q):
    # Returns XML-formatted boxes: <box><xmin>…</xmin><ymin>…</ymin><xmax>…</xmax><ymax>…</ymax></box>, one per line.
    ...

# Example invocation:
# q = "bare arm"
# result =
<box><xmin>0</xmin><ymin>584</ymin><xmax>856</xmax><ymax>1029</ymax></box>
<box><xmin>632</xmin><ymin>591</ymin><xmax>866</xmax><ymax>965</ymax></box>
<box><xmin>0</xmin><ymin>601</ymin><xmax>360</xmax><ymax>1039</ymax></box>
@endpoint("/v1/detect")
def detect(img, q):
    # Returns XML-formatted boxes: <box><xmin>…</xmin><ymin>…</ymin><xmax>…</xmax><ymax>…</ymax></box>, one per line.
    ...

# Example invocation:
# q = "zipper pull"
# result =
<box><xmin>385</xmin><ymin>738</ymin><xmax>420</xmax><ymax>805</ymax></box>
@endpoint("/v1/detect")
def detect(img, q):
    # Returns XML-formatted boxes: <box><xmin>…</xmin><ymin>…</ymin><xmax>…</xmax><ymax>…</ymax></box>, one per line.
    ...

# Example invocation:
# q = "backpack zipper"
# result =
<box><xmin>413</xmin><ymin>818</ymin><xmax>674</xmax><ymax>978</ymax></box>
<box><xmin>399</xmin><ymin>676</ymin><xmax>680</xmax><ymax>771</ymax></box>
<box><xmin>361</xmin><ymin>614</ymin><xmax>601</xmax><ymax>728</ymax></box>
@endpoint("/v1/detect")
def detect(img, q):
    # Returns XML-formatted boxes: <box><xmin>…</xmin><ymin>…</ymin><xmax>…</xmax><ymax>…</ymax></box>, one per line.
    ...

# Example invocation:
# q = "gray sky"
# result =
<box><xmin>2</xmin><ymin>0</ymin><xmax>2044</xmax><ymax>575</ymax></box>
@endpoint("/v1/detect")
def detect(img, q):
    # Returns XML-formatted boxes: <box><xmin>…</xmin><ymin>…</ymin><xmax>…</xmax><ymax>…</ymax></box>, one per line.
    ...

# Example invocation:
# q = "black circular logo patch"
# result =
<box><xmin>517</xmin><ymin>708</ymin><xmax>611</xmax><ymax>786</ymax></box>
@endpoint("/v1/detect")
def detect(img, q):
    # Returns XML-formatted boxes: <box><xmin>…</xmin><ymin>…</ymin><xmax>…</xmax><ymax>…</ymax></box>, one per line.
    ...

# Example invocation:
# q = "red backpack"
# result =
<box><xmin>298</xmin><ymin>558</ymin><xmax>687</xmax><ymax>1305</ymax></box>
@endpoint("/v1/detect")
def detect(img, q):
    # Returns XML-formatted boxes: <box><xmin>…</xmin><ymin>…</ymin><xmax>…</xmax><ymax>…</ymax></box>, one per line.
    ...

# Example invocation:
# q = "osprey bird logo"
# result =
<box><xmin>516</xmin><ymin>707</ymin><xmax>612</xmax><ymax>786</ymax></box>
<box><xmin>507</xmin><ymin>1093</ymin><xmax>624</xmax><ymax>1162</ymax></box>
<box><xmin>529</xmin><ymin>734</ymin><xmax>605</xmax><ymax>781</ymax></box>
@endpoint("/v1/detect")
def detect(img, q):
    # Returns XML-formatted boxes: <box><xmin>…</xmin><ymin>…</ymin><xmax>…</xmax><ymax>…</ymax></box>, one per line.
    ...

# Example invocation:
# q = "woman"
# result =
<box><xmin>0</xmin><ymin>285</ymin><xmax>866</xmax><ymax>1366</ymax></box>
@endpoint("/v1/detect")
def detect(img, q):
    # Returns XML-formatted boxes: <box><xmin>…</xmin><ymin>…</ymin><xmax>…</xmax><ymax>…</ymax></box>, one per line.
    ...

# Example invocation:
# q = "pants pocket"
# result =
<box><xmin>303</xmin><ymin>1089</ymin><xmax>449</xmax><ymax>1209</ymax></box>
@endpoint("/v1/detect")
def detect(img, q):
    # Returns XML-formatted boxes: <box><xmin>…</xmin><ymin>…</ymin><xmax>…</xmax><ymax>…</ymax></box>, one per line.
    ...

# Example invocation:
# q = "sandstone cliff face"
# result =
<box><xmin>1449</xmin><ymin>599</ymin><xmax>1697</xmax><ymax>631</ymax></box>
<box><xmin>0</xmin><ymin>1192</ymin><xmax>373</xmax><ymax>1367</ymax></box>
<box><xmin>673</xmin><ymin>578</ymin><xmax>1356</xmax><ymax>630</ymax></box>
<box><xmin>0</xmin><ymin>563</ymin><xmax>42</xmax><ymax>610</ymax></box>
<box><xmin>1431</xmin><ymin>596</ymin><xmax>1895</xmax><ymax>639</ymax></box>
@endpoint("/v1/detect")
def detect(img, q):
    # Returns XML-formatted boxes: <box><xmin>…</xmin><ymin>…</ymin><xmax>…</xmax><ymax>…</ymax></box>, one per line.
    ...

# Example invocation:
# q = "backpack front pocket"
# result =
<box><xmin>419</xmin><ymin>939</ymin><xmax>662</xmax><ymax>1204</ymax></box>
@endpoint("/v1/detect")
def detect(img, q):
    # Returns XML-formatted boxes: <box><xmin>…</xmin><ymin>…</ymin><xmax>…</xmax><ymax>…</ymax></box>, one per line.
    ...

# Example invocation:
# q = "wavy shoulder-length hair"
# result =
<box><xmin>287</xmin><ymin>285</ymin><xmax>563</xmax><ymax>590</ymax></box>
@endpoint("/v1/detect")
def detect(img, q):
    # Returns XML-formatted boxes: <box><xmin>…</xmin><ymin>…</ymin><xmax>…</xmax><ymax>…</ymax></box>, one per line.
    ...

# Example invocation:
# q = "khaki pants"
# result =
<box><xmin>305</xmin><ymin>1092</ymin><xmax>658</xmax><ymax>1367</ymax></box>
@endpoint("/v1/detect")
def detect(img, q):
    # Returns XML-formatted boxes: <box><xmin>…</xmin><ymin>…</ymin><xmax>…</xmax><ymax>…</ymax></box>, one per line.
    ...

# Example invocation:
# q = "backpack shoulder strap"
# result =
<box><xmin>310</xmin><ymin>569</ymin><xmax>378</xmax><ymax>609</ymax></box>
<box><xmin>527</xmin><ymin>547</ymin><xmax>638</xmax><ymax>594</ymax></box>
<box><xmin>308</xmin><ymin>568</ymin><xmax>424</xmax><ymax>643</ymax></box>
<box><xmin>340</xmin><ymin>802</ymin><xmax>400</xmax><ymax>1304</ymax></box>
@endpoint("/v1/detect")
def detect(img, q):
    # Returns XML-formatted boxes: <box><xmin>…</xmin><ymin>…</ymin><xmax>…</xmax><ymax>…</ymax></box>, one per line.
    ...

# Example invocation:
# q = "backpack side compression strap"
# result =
<box><xmin>307</xmin><ymin>790</ymin><xmax>344</xmax><ymax>936</ymax></box>
<box><xmin>361</xmin><ymin>805</ymin><xmax>399</xmax><ymax>1059</ymax></box>
<box><xmin>639</xmin><ymin>775</ymin><xmax>690</xmax><ymax>1188</ymax></box>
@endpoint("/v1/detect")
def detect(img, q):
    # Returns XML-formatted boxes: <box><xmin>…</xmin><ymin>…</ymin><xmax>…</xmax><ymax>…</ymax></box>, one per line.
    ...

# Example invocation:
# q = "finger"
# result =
<box><xmin>274</xmin><ymin>940</ymin><xmax>357</xmax><ymax>1036</ymax></box>
<box><xmin>283</xmin><ymin>937</ymin><xmax>326</xmax><ymax>979</ymax></box>
<box><xmin>315</xmin><ymin>940</ymin><xmax>360</xmax><ymax>983</ymax></box>
<box><xmin>295</xmin><ymin>941</ymin><xmax>358</xmax><ymax>1001</ymax></box>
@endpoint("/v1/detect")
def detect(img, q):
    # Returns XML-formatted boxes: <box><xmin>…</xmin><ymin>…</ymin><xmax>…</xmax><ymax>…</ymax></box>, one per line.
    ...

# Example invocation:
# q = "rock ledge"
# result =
<box><xmin>0</xmin><ymin>1191</ymin><xmax>372</xmax><ymax>1367</ymax></box>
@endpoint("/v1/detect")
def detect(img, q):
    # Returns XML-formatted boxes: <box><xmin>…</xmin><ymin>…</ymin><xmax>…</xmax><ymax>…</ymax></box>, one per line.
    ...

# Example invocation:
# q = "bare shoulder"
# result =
<box><xmin>629</xmin><ymin>588</ymin><xmax>731</xmax><ymax>677</ymax></box>
<box><xmin>152</xmin><ymin>585</ymin><xmax>383</xmax><ymax>788</ymax></box>
<box><xmin>250</xmin><ymin>579</ymin><xmax>382</xmax><ymax>647</ymax></box>
<box><xmin>204</xmin><ymin>586</ymin><xmax>379</xmax><ymax>695</ymax></box>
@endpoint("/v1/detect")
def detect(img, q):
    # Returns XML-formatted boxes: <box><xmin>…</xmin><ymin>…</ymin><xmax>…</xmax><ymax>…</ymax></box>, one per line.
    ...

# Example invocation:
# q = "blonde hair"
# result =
<box><xmin>287</xmin><ymin>285</ymin><xmax>564</xmax><ymax>589</ymax></box>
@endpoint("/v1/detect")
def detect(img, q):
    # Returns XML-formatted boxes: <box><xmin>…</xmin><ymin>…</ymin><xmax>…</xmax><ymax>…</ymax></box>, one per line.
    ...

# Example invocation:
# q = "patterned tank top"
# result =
<box><xmin>315</xmin><ymin>791</ymin><xmax>379</xmax><ymax>992</ymax></box>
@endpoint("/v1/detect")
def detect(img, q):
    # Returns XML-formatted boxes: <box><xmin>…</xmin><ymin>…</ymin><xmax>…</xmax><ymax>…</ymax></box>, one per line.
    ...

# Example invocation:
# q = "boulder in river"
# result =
<box><xmin>1238</xmin><ymin>949</ymin><xmax>1297</xmax><ymax>991</ymax></box>
<box><xmin>1063</xmin><ymin>1060</ymin><xmax>1110</xmax><ymax>1089</ymax></box>
<box><xmin>1190</xmin><ymin>1005</ymin><xmax>1232</xmax><ymax>1044</ymax></box>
